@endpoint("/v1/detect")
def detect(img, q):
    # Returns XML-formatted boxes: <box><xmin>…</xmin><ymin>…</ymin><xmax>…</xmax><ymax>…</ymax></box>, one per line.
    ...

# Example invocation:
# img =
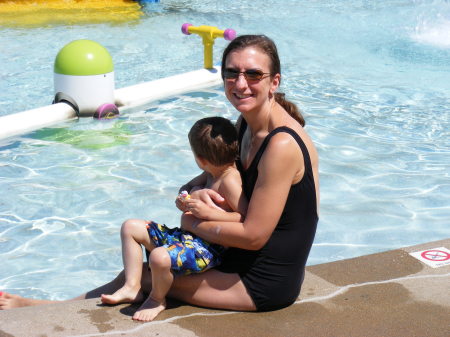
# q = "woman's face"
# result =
<box><xmin>224</xmin><ymin>47</ymin><xmax>280</xmax><ymax>114</ymax></box>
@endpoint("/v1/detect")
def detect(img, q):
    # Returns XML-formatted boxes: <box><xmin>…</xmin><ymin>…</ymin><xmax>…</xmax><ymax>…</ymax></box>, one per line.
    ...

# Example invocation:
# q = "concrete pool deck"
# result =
<box><xmin>1</xmin><ymin>238</ymin><xmax>449</xmax><ymax>337</ymax></box>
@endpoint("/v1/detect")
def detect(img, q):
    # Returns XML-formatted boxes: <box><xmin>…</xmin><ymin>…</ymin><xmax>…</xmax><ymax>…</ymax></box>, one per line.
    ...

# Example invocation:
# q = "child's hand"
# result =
<box><xmin>175</xmin><ymin>197</ymin><xmax>187</xmax><ymax>212</ymax></box>
<box><xmin>178</xmin><ymin>184</ymin><xmax>191</xmax><ymax>195</ymax></box>
<box><xmin>175</xmin><ymin>190</ymin><xmax>191</xmax><ymax>212</ymax></box>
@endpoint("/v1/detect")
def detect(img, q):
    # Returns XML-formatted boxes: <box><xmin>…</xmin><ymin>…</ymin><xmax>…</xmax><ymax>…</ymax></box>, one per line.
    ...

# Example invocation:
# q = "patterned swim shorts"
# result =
<box><xmin>146</xmin><ymin>221</ymin><xmax>225</xmax><ymax>275</ymax></box>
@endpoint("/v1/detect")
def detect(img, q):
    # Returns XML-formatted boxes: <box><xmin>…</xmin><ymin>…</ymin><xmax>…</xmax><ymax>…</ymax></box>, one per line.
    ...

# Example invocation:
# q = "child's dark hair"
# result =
<box><xmin>221</xmin><ymin>34</ymin><xmax>305</xmax><ymax>127</ymax></box>
<box><xmin>188</xmin><ymin>117</ymin><xmax>238</xmax><ymax>166</ymax></box>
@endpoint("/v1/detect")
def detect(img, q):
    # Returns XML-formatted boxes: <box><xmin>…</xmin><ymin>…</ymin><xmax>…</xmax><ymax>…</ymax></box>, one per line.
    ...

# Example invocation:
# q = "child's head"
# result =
<box><xmin>188</xmin><ymin>117</ymin><xmax>238</xmax><ymax>167</ymax></box>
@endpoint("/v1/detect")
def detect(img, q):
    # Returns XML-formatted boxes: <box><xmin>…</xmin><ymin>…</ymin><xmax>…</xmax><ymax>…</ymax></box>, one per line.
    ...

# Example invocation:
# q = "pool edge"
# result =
<box><xmin>1</xmin><ymin>238</ymin><xmax>449</xmax><ymax>337</ymax></box>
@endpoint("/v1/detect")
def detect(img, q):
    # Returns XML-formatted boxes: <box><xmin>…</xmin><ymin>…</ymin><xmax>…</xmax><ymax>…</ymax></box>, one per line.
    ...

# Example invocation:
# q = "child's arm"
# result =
<box><xmin>178</xmin><ymin>171</ymin><xmax>207</xmax><ymax>194</ymax></box>
<box><xmin>176</xmin><ymin>171</ymin><xmax>208</xmax><ymax>212</ymax></box>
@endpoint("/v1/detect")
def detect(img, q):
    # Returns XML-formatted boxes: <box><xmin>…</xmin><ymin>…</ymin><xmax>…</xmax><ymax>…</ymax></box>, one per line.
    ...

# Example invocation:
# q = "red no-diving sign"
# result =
<box><xmin>410</xmin><ymin>247</ymin><xmax>450</xmax><ymax>268</ymax></box>
<box><xmin>420</xmin><ymin>249</ymin><xmax>450</xmax><ymax>262</ymax></box>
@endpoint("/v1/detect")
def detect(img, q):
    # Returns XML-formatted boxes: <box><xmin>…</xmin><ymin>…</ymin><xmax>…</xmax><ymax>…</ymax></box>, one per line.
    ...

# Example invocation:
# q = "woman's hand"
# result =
<box><xmin>176</xmin><ymin>188</ymin><xmax>225</xmax><ymax>216</ymax></box>
<box><xmin>177</xmin><ymin>188</ymin><xmax>227</xmax><ymax>220</ymax></box>
<box><xmin>183</xmin><ymin>197</ymin><xmax>223</xmax><ymax>220</ymax></box>
<box><xmin>190</xmin><ymin>189</ymin><xmax>226</xmax><ymax>210</ymax></box>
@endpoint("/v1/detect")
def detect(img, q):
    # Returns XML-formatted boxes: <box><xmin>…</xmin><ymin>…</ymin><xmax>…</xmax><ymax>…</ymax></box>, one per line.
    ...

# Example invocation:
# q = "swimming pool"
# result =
<box><xmin>1</xmin><ymin>0</ymin><xmax>449</xmax><ymax>300</ymax></box>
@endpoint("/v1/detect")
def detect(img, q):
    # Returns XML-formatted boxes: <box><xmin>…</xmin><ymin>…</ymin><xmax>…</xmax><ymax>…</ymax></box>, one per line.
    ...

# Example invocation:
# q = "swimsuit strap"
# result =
<box><xmin>244</xmin><ymin>124</ymin><xmax>314</xmax><ymax>179</ymax></box>
<box><xmin>266</xmin><ymin>126</ymin><xmax>314</xmax><ymax>177</ymax></box>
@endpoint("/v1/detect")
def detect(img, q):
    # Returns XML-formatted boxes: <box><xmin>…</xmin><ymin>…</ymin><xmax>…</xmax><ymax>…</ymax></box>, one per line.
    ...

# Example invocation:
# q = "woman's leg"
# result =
<box><xmin>133</xmin><ymin>247</ymin><xmax>173</xmax><ymax>321</ymax></box>
<box><xmin>169</xmin><ymin>269</ymin><xmax>256</xmax><ymax>312</ymax></box>
<box><xmin>0</xmin><ymin>266</ymin><xmax>140</xmax><ymax>310</ymax></box>
<box><xmin>1</xmin><ymin>267</ymin><xmax>255</xmax><ymax>312</ymax></box>
<box><xmin>0</xmin><ymin>218</ymin><xmax>154</xmax><ymax>311</ymax></box>
<box><xmin>0</xmin><ymin>292</ymin><xmax>55</xmax><ymax>309</ymax></box>
<box><xmin>101</xmin><ymin>219</ymin><xmax>153</xmax><ymax>305</ymax></box>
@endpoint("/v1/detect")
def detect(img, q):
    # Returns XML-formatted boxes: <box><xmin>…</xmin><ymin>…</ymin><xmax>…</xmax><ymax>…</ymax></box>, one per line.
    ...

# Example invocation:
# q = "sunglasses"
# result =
<box><xmin>223</xmin><ymin>69</ymin><xmax>271</xmax><ymax>82</ymax></box>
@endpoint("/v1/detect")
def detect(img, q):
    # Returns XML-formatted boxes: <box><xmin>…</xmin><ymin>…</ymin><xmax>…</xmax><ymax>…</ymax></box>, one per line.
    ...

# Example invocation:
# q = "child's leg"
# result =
<box><xmin>133</xmin><ymin>247</ymin><xmax>173</xmax><ymax>321</ymax></box>
<box><xmin>101</xmin><ymin>219</ymin><xmax>154</xmax><ymax>305</ymax></box>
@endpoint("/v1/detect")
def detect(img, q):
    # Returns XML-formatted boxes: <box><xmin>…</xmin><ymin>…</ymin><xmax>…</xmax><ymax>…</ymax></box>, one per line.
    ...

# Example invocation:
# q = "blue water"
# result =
<box><xmin>0</xmin><ymin>0</ymin><xmax>449</xmax><ymax>300</ymax></box>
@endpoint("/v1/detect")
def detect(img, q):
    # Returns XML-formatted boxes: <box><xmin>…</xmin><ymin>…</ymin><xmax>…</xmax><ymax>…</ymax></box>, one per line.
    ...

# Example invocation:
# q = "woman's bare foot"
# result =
<box><xmin>101</xmin><ymin>285</ymin><xmax>144</xmax><ymax>305</ymax></box>
<box><xmin>0</xmin><ymin>292</ymin><xmax>55</xmax><ymax>310</ymax></box>
<box><xmin>132</xmin><ymin>296</ymin><xmax>166</xmax><ymax>322</ymax></box>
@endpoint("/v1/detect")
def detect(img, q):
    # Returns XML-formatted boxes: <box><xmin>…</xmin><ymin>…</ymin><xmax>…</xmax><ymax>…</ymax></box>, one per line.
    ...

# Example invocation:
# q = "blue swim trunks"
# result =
<box><xmin>146</xmin><ymin>221</ymin><xmax>225</xmax><ymax>276</ymax></box>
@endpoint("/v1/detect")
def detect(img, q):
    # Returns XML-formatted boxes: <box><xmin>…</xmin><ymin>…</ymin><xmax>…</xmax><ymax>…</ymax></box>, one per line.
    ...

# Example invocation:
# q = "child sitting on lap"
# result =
<box><xmin>101</xmin><ymin>117</ymin><xmax>247</xmax><ymax>322</ymax></box>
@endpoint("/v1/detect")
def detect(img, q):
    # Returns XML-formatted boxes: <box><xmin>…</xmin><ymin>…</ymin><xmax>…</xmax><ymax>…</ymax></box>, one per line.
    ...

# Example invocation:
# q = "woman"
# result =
<box><xmin>0</xmin><ymin>35</ymin><xmax>319</xmax><ymax>313</ymax></box>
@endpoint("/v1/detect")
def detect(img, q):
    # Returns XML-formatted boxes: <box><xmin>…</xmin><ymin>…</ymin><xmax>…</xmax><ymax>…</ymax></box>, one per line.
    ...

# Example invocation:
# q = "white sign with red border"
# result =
<box><xmin>409</xmin><ymin>247</ymin><xmax>450</xmax><ymax>268</ymax></box>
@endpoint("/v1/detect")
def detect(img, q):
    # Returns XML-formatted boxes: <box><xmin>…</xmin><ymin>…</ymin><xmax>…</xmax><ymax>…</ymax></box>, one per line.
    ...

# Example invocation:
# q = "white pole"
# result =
<box><xmin>115</xmin><ymin>66</ymin><xmax>222</xmax><ymax>110</ymax></box>
<box><xmin>0</xmin><ymin>67</ymin><xmax>222</xmax><ymax>141</ymax></box>
<box><xmin>0</xmin><ymin>103</ymin><xmax>77</xmax><ymax>141</ymax></box>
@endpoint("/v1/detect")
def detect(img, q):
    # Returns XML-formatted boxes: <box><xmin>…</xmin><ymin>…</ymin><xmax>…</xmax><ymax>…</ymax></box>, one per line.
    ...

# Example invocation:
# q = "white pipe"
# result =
<box><xmin>0</xmin><ymin>103</ymin><xmax>77</xmax><ymax>141</ymax></box>
<box><xmin>0</xmin><ymin>67</ymin><xmax>222</xmax><ymax>141</ymax></box>
<box><xmin>115</xmin><ymin>66</ymin><xmax>222</xmax><ymax>110</ymax></box>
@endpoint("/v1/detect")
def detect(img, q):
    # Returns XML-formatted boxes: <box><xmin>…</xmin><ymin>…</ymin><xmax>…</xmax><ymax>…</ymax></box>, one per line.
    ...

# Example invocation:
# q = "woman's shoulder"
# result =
<box><xmin>263</xmin><ymin>131</ymin><xmax>303</xmax><ymax>165</ymax></box>
<box><xmin>263</xmin><ymin>123</ymin><xmax>317</xmax><ymax>168</ymax></box>
<box><xmin>270</xmin><ymin>118</ymin><xmax>317</xmax><ymax>158</ymax></box>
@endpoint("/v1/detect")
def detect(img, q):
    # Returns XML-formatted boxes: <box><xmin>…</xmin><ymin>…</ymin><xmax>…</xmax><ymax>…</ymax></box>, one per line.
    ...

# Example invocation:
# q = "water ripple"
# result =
<box><xmin>1</xmin><ymin>0</ymin><xmax>450</xmax><ymax>299</ymax></box>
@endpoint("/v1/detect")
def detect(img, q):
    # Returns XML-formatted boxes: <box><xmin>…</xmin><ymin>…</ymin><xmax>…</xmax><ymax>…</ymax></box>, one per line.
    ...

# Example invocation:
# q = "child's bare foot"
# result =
<box><xmin>0</xmin><ymin>292</ymin><xmax>53</xmax><ymax>309</ymax></box>
<box><xmin>101</xmin><ymin>286</ymin><xmax>144</xmax><ymax>305</ymax></box>
<box><xmin>132</xmin><ymin>296</ymin><xmax>166</xmax><ymax>322</ymax></box>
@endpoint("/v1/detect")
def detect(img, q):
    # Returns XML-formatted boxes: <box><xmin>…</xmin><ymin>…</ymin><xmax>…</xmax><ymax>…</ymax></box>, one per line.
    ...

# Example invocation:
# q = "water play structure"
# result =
<box><xmin>0</xmin><ymin>0</ymin><xmax>159</xmax><ymax>27</ymax></box>
<box><xmin>0</xmin><ymin>24</ymin><xmax>236</xmax><ymax>141</ymax></box>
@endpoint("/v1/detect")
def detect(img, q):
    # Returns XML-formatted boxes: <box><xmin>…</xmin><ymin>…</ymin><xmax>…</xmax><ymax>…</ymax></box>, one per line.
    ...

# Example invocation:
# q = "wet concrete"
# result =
<box><xmin>1</xmin><ymin>238</ymin><xmax>448</xmax><ymax>337</ymax></box>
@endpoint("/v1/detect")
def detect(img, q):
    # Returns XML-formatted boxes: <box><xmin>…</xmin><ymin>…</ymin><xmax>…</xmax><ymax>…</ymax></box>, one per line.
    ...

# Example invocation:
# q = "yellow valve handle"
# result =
<box><xmin>182</xmin><ymin>23</ymin><xmax>236</xmax><ymax>69</ymax></box>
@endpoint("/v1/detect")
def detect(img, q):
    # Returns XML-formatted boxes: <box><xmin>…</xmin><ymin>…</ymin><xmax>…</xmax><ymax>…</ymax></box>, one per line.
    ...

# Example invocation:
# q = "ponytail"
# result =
<box><xmin>275</xmin><ymin>92</ymin><xmax>305</xmax><ymax>127</ymax></box>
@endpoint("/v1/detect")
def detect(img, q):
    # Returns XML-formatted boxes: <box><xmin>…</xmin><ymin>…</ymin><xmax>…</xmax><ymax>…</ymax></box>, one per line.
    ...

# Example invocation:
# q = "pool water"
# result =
<box><xmin>0</xmin><ymin>0</ymin><xmax>449</xmax><ymax>300</ymax></box>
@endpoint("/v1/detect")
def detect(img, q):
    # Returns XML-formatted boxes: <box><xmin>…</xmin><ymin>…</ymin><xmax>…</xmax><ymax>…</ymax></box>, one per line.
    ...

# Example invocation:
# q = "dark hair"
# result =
<box><xmin>188</xmin><ymin>117</ymin><xmax>238</xmax><ymax>166</ymax></box>
<box><xmin>221</xmin><ymin>35</ymin><xmax>305</xmax><ymax>127</ymax></box>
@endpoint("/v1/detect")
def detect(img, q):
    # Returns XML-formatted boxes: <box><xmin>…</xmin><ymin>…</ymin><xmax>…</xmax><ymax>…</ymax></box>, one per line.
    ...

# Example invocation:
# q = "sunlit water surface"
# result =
<box><xmin>0</xmin><ymin>0</ymin><xmax>449</xmax><ymax>300</ymax></box>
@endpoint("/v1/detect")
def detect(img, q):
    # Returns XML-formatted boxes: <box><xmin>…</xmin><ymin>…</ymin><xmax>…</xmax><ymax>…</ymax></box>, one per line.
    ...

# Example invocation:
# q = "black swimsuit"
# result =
<box><xmin>217</xmin><ymin>120</ymin><xmax>318</xmax><ymax>311</ymax></box>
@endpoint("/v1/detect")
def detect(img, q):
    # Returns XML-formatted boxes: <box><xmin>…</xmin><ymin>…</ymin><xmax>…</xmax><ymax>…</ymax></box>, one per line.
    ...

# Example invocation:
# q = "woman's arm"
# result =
<box><xmin>180</xmin><ymin>208</ymin><xmax>243</xmax><ymax>226</ymax></box>
<box><xmin>182</xmin><ymin>133</ymin><xmax>303</xmax><ymax>250</ymax></box>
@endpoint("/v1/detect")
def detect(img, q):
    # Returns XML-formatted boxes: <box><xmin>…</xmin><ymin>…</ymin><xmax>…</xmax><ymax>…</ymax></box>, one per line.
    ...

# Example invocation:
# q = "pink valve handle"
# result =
<box><xmin>181</xmin><ymin>23</ymin><xmax>193</xmax><ymax>35</ymax></box>
<box><xmin>223</xmin><ymin>28</ymin><xmax>236</xmax><ymax>41</ymax></box>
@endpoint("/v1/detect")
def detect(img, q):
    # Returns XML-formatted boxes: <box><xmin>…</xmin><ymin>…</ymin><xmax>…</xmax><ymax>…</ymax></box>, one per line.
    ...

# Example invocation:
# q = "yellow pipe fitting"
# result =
<box><xmin>182</xmin><ymin>23</ymin><xmax>236</xmax><ymax>69</ymax></box>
